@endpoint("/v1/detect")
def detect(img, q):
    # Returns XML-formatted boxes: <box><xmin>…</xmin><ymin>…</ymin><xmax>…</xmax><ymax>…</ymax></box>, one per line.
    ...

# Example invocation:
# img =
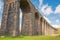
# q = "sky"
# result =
<box><xmin>0</xmin><ymin>0</ymin><xmax>4</xmax><ymax>26</ymax></box>
<box><xmin>30</xmin><ymin>0</ymin><xmax>60</xmax><ymax>28</ymax></box>
<box><xmin>0</xmin><ymin>0</ymin><xmax>60</xmax><ymax>28</ymax></box>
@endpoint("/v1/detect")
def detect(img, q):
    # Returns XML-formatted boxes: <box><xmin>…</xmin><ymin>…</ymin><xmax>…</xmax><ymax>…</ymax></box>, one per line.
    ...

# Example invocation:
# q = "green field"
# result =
<box><xmin>0</xmin><ymin>35</ymin><xmax>60</xmax><ymax>40</ymax></box>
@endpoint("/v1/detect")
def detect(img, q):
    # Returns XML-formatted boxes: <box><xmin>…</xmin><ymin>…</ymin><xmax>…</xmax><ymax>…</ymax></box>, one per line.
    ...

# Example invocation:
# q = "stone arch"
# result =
<box><xmin>20</xmin><ymin>0</ymin><xmax>34</xmax><ymax>35</ymax></box>
<box><xmin>35</xmin><ymin>12</ymin><xmax>39</xmax><ymax>19</ymax></box>
<box><xmin>20</xmin><ymin>0</ymin><xmax>31</xmax><ymax>13</ymax></box>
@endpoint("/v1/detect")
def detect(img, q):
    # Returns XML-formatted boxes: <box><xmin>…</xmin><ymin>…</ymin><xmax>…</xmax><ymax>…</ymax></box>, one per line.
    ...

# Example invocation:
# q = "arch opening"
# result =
<box><xmin>35</xmin><ymin>12</ymin><xmax>39</xmax><ymax>19</ymax></box>
<box><xmin>20</xmin><ymin>9</ymin><xmax>23</xmax><ymax>33</ymax></box>
<box><xmin>20</xmin><ymin>0</ymin><xmax>30</xmax><ymax>13</ymax></box>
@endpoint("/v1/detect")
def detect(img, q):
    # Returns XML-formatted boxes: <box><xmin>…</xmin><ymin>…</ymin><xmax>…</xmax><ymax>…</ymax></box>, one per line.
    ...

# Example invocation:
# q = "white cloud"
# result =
<box><xmin>41</xmin><ymin>4</ymin><xmax>48</xmax><ymax>12</ymax></box>
<box><xmin>55</xmin><ymin>5</ymin><xmax>60</xmax><ymax>14</ymax></box>
<box><xmin>43</xmin><ymin>16</ymin><xmax>51</xmax><ymax>24</ymax></box>
<box><xmin>41</xmin><ymin>4</ymin><xmax>53</xmax><ymax>15</ymax></box>
<box><xmin>39</xmin><ymin>0</ymin><xmax>53</xmax><ymax>15</ymax></box>
<box><xmin>52</xmin><ymin>19</ymin><xmax>60</xmax><ymax>28</ymax></box>
<box><xmin>41</xmin><ymin>4</ymin><xmax>60</xmax><ymax>15</ymax></box>
<box><xmin>56</xmin><ymin>19</ymin><xmax>60</xmax><ymax>23</ymax></box>
<box><xmin>52</xmin><ymin>25</ymin><xmax>60</xmax><ymax>28</ymax></box>
<box><xmin>39</xmin><ymin>0</ymin><xmax>43</xmax><ymax>8</ymax></box>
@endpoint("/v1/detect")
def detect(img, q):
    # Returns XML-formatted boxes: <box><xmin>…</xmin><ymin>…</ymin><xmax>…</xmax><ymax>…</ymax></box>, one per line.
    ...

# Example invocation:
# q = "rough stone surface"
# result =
<box><xmin>1</xmin><ymin>0</ymin><xmax>20</xmax><ymax>36</ymax></box>
<box><xmin>0</xmin><ymin>0</ymin><xmax>57</xmax><ymax>36</ymax></box>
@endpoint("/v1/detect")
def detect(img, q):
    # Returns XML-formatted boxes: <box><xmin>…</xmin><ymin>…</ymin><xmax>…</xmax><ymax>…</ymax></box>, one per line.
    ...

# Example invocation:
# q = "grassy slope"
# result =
<box><xmin>0</xmin><ymin>36</ymin><xmax>60</xmax><ymax>40</ymax></box>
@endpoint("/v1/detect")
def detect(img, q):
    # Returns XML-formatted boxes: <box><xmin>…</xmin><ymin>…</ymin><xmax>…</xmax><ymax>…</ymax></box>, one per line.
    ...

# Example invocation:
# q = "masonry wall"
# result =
<box><xmin>0</xmin><ymin>0</ymin><xmax>57</xmax><ymax>36</ymax></box>
<box><xmin>20</xmin><ymin>0</ymin><xmax>57</xmax><ymax>36</ymax></box>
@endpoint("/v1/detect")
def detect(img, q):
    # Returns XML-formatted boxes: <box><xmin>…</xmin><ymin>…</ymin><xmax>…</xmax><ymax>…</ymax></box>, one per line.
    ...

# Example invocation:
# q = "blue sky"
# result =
<box><xmin>30</xmin><ymin>0</ymin><xmax>60</xmax><ymax>28</ymax></box>
<box><xmin>0</xmin><ymin>0</ymin><xmax>60</xmax><ymax>28</ymax></box>
<box><xmin>0</xmin><ymin>0</ymin><xmax>4</xmax><ymax>26</ymax></box>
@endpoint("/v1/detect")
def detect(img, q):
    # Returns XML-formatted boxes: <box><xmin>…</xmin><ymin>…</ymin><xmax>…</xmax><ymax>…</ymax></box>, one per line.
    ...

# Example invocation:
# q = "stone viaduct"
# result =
<box><xmin>0</xmin><ymin>0</ymin><xmax>57</xmax><ymax>36</ymax></box>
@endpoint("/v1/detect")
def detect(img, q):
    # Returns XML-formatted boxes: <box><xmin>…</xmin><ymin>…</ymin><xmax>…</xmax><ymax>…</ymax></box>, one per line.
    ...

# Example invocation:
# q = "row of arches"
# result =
<box><xmin>20</xmin><ymin>0</ymin><xmax>57</xmax><ymax>36</ymax></box>
<box><xmin>0</xmin><ymin>0</ymin><xmax>57</xmax><ymax>36</ymax></box>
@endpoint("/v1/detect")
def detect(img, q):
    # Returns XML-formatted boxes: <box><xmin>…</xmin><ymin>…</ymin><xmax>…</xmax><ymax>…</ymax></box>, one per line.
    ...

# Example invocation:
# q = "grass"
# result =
<box><xmin>0</xmin><ymin>35</ymin><xmax>60</xmax><ymax>40</ymax></box>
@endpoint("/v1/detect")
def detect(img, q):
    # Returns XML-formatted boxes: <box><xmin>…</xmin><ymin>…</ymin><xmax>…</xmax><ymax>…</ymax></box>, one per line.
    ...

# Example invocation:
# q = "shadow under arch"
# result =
<box><xmin>20</xmin><ymin>0</ymin><xmax>31</xmax><ymax>13</ymax></box>
<box><xmin>35</xmin><ymin>12</ymin><xmax>39</xmax><ymax>19</ymax></box>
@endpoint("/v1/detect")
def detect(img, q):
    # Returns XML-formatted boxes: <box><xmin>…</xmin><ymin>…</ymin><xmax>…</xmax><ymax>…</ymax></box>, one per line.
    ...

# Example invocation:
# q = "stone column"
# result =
<box><xmin>20</xmin><ymin>0</ymin><xmax>35</xmax><ymax>36</ymax></box>
<box><xmin>37</xmin><ymin>16</ymin><xmax>42</xmax><ymax>35</ymax></box>
<box><xmin>40</xmin><ymin>17</ymin><xmax>42</xmax><ymax>35</ymax></box>
<box><xmin>42</xmin><ymin>18</ymin><xmax>45</xmax><ymax>35</ymax></box>
<box><xmin>34</xmin><ymin>12</ymin><xmax>40</xmax><ymax>35</ymax></box>
<box><xmin>1</xmin><ymin>0</ymin><xmax>20</xmax><ymax>36</ymax></box>
<box><xmin>43</xmin><ymin>20</ymin><xmax>45</xmax><ymax>35</ymax></box>
<box><xmin>47</xmin><ymin>24</ymin><xmax>49</xmax><ymax>35</ymax></box>
<box><xmin>1</xmin><ymin>0</ymin><xmax>10</xmax><ymax>35</ymax></box>
<box><xmin>45</xmin><ymin>21</ymin><xmax>47</xmax><ymax>35</ymax></box>
<box><xmin>46</xmin><ymin>23</ymin><xmax>48</xmax><ymax>35</ymax></box>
